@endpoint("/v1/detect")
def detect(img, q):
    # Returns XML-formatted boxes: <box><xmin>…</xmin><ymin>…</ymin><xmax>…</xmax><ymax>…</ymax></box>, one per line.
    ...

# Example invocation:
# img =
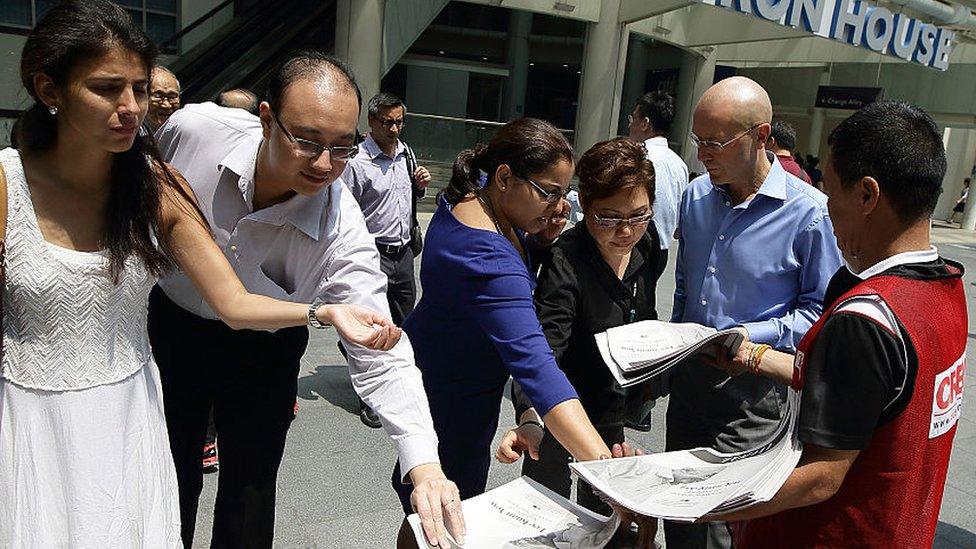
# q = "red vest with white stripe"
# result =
<box><xmin>734</xmin><ymin>267</ymin><xmax>967</xmax><ymax>548</ymax></box>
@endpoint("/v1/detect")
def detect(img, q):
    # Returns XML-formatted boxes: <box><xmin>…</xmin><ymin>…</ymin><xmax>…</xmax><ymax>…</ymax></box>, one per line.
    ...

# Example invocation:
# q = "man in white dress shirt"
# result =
<box><xmin>343</xmin><ymin>92</ymin><xmax>431</xmax><ymax>429</ymax></box>
<box><xmin>151</xmin><ymin>52</ymin><xmax>463</xmax><ymax>549</ymax></box>
<box><xmin>625</xmin><ymin>91</ymin><xmax>690</xmax><ymax>430</ymax></box>
<box><xmin>627</xmin><ymin>91</ymin><xmax>690</xmax><ymax>272</ymax></box>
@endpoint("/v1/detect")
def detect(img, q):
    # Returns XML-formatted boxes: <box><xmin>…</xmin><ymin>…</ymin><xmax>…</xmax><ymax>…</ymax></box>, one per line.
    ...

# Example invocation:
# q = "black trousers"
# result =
<box><xmin>148</xmin><ymin>287</ymin><xmax>308</xmax><ymax>549</ymax></box>
<box><xmin>378</xmin><ymin>245</ymin><xmax>416</xmax><ymax>325</ymax></box>
<box><xmin>522</xmin><ymin>425</ymin><xmax>625</xmax><ymax>517</ymax></box>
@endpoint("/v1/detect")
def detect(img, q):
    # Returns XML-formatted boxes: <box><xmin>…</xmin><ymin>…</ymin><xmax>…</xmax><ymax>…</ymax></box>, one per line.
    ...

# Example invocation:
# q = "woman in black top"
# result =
<box><xmin>496</xmin><ymin>138</ymin><xmax>666</xmax><ymax>514</ymax></box>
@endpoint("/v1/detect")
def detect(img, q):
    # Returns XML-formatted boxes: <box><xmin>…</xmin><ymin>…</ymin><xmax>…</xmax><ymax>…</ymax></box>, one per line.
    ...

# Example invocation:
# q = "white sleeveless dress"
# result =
<box><xmin>0</xmin><ymin>148</ymin><xmax>181</xmax><ymax>548</ymax></box>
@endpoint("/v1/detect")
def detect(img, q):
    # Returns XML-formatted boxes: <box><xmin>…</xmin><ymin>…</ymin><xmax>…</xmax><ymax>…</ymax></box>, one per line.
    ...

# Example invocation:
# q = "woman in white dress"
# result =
<box><xmin>0</xmin><ymin>2</ymin><xmax>401</xmax><ymax>547</ymax></box>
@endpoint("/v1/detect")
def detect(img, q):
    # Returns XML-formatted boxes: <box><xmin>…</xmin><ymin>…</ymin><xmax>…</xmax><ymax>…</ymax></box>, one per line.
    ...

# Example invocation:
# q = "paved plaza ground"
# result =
<box><xmin>188</xmin><ymin>218</ymin><xmax>976</xmax><ymax>548</ymax></box>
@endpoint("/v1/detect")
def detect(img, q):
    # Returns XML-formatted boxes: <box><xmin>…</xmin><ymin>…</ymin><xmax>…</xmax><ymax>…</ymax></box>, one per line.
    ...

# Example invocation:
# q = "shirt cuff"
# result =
<box><xmin>396</xmin><ymin>432</ymin><xmax>441</xmax><ymax>483</ymax></box>
<box><xmin>739</xmin><ymin>320</ymin><xmax>779</xmax><ymax>347</ymax></box>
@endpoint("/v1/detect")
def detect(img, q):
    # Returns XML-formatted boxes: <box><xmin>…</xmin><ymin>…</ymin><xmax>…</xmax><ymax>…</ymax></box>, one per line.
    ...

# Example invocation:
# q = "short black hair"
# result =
<box><xmin>367</xmin><ymin>92</ymin><xmax>406</xmax><ymax>118</ymax></box>
<box><xmin>633</xmin><ymin>91</ymin><xmax>675</xmax><ymax>136</ymax></box>
<box><xmin>827</xmin><ymin>101</ymin><xmax>945</xmax><ymax>223</ymax></box>
<box><xmin>769</xmin><ymin>121</ymin><xmax>797</xmax><ymax>151</ymax></box>
<box><xmin>268</xmin><ymin>50</ymin><xmax>361</xmax><ymax>114</ymax></box>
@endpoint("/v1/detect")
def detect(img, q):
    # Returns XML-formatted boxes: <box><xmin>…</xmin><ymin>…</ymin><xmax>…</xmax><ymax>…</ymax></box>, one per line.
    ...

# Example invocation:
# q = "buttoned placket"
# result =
<box><xmin>374</xmin><ymin>145</ymin><xmax>412</xmax><ymax>246</ymax></box>
<box><xmin>699</xmin><ymin>189</ymin><xmax>754</xmax><ymax>308</ymax></box>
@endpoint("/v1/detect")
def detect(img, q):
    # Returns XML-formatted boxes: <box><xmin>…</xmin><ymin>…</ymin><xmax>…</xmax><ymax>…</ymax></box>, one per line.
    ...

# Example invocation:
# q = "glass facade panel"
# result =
<box><xmin>146</xmin><ymin>13</ymin><xmax>176</xmax><ymax>45</ymax></box>
<box><xmin>147</xmin><ymin>0</ymin><xmax>177</xmax><ymax>12</ymax></box>
<box><xmin>1</xmin><ymin>0</ymin><xmax>32</xmax><ymax>26</ymax></box>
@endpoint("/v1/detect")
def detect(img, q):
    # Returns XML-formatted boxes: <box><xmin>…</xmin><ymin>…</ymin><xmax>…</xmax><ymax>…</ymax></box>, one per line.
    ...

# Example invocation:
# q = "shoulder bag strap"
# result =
<box><xmin>0</xmin><ymin>161</ymin><xmax>8</xmax><ymax>363</ymax></box>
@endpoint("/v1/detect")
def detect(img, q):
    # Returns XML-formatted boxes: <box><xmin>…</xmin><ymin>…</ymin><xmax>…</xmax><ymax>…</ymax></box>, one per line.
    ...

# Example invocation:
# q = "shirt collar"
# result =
<box><xmin>217</xmin><ymin>134</ymin><xmax>327</xmax><ymax>240</ymax></box>
<box><xmin>710</xmin><ymin>151</ymin><xmax>787</xmax><ymax>204</ymax></box>
<box><xmin>246</xmin><ymin>189</ymin><xmax>328</xmax><ymax>241</ymax></box>
<box><xmin>363</xmin><ymin>134</ymin><xmax>404</xmax><ymax>160</ymax></box>
<box><xmin>757</xmin><ymin>151</ymin><xmax>788</xmax><ymax>200</ymax></box>
<box><xmin>217</xmin><ymin>134</ymin><xmax>261</xmax><ymax>208</ymax></box>
<box><xmin>644</xmin><ymin>136</ymin><xmax>669</xmax><ymax>149</ymax></box>
<box><xmin>852</xmin><ymin>246</ymin><xmax>940</xmax><ymax>280</ymax></box>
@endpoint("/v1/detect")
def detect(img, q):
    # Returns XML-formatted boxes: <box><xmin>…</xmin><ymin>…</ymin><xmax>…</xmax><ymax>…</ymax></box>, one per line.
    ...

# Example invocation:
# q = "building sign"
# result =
<box><xmin>815</xmin><ymin>85</ymin><xmax>883</xmax><ymax>108</ymax></box>
<box><xmin>700</xmin><ymin>0</ymin><xmax>956</xmax><ymax>70</ymax></box>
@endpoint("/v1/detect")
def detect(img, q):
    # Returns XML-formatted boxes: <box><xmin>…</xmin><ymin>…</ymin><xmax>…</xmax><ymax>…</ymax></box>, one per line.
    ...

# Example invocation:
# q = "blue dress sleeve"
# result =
<box><xmin>464</xmin><ymin>268</ymin><xmax>579</xmax><ymax>416</ymax></box>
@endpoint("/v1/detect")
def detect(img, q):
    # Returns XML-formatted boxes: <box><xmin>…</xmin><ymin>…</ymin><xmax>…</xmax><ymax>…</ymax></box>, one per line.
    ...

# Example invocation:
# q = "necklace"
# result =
<box><xmin>477</xmin><ymin>193</ymin><xmax>504</xmax><ymax>235</ymax></box>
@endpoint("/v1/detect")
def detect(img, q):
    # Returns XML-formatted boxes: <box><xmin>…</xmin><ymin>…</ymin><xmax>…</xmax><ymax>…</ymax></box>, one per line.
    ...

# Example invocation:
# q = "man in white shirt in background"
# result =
<box><xmin>627</xmin><ymin>91</ymin><xmax>690</xmax><ymax>273</ymax></box>
<box><xmin>625</xmin><ymin>91</ymin><xmax>690</xmax><ymax>431</ymax></box>
<box><xmin>343</xmin><ymin>92</ymin><xmax>431</xmax><ymax>429</ymax></box>
<box><xmin>151</xmin><ymin>51</ymin><xmax>464</xmax><ymax>549</ymax></box>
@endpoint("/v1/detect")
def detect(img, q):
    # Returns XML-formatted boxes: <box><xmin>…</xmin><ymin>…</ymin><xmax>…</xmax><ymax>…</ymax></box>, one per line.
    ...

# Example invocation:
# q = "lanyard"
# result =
<box><xmin>627</xmin><ymin>279</ymin><xmax>638</xmax><ymax>324</ymax></box>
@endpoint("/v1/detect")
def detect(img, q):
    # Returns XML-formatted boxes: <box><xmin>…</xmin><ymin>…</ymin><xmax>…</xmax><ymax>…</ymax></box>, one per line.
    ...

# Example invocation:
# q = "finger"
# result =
<box><xmin>621</xmin><ymin>442</ymin><xmax>634</xmax><ymax>457</ymax></box>
<box><xmin>527</xmin><ymin>443</ymin><xmax>540</xmax><ymax>461</ymax></box>
<box><xmin>414</xmin><ymin>495</ymin><xmax>439</xmax><ymax>548</ymax></box>
<box><xmin>388</xmin><ymin>326</ymin><xmax>403</xmax><ymax>347</ymax></box>
<box><xmin>611</xmin><ymin>443</ymin><xmax>623</xmax><ymax>458</ymax></box>
<box><xmin>366</xmin><ymin>312</ymin><xmax>395</xmax><ymax>328</ymax></box>
<box><xmin>371</xmin><ymin>326</ymin><xmax>389</xmax><ymax>350</ymax></box>
<box><xmin>497</xmin><ymin>439</ymin><xmax>522</xmax><ymax>463</ymax></box>
<box><xmin>380</xmin><ymin>326</ymin><xmax>400</xmax><ymax>350</ymax></box>
<box><xmin>426</xmin><ymin>490</ymin><xmax>449</xmax><ymax>547</ymax></box>
<box><xmin>442</xmin><ymin>488</ymin><xmax>466</xmax><ymax>544</ymax></box>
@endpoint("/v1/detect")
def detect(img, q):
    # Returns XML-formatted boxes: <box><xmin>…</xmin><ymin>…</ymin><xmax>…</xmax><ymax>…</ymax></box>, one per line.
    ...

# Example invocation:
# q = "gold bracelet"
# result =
<box><xmin>751</xmin><ymin>344</ymin><xmax>771</xmax><ymax>374</ymax></box>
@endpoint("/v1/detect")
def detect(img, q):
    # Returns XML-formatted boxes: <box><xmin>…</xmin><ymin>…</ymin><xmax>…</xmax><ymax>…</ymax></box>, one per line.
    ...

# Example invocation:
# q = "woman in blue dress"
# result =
<box><xmin>393</xmin><ymin>118</ymin><xmax>613</xmax><ymax>546</ymax></box>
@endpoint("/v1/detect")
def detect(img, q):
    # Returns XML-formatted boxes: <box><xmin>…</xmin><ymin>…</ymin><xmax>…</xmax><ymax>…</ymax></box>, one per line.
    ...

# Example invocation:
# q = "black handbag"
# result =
<box><xmin>404</xmin><ymin>143</ymin><xmax>424</xmax><ymax>257</ymax></box>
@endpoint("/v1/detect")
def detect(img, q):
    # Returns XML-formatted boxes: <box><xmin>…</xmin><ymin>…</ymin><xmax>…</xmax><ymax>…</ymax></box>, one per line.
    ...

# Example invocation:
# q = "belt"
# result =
<box><xmin>375</xmin><ymin>241</ymin><xmax>406</xmax><ymax>255</ymax></box>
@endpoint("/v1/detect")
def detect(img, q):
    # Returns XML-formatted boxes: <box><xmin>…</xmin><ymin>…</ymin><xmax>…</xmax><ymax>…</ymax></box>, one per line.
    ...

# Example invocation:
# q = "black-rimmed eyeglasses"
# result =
<box><xmin>517</xmin><ymin>174</ymin><xmax>571</xmax><ymax>204</ymax></box>
<box><xmin>273</xmin><ymin>114</ymin><xmax>359</xmax><ymax>160</ymax></box>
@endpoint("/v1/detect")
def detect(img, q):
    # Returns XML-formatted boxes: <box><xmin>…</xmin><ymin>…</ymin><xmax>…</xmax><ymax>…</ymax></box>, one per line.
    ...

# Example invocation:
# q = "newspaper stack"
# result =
<box><xmin>569</xmin><ymin>388</ymin><xmax>802</xmax><ymax>521</ymax></box>
<box><xmin>407</xmin><ymin>477</ymin><xmax>620</xmax><ymax>548</ymax></box>
<box><xmin>594</xmin><ymin>320</ymin><xmax>745</xmax><ymax>387</ymax></box>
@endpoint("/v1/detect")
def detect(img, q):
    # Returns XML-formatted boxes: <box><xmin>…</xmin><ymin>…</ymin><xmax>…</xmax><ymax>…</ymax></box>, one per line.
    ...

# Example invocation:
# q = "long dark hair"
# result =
<box><xmin>442</xmin><ymin>118</ymin><xmax>574</xmax><ymax>206</ymax></box>
<box><xmin>18</xmin><ymin>0</ymin><xmax>184</xmax><ymax>280</ymax></box>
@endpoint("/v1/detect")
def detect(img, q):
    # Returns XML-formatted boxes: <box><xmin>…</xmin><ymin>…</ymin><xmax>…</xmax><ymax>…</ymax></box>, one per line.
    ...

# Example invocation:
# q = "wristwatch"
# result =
<box><xmin>307</xmin><ymin>301</ymin><xmax>329</xmax><ymax>329</ymax></box>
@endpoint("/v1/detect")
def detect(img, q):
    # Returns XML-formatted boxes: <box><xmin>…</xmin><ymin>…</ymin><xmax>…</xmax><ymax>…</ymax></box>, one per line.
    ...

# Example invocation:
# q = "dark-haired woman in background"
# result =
<box><xmin>392</xmin><ymin>118</ymin><xmax>614</xmax><ymax>546</ymax></box>
<box><xmin>496</xmin><ymin>138</ymin><xmax>664</xmax><ymax>515</ymax></box>
<box><xmin>0</xmin><ymin>2</ymin><xmax>397</xmax><ymax>546</ymax></box>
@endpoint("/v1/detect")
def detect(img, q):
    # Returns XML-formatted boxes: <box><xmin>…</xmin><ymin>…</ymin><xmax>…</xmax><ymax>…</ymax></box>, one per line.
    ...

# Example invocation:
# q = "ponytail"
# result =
<box><xmin>441</xmin><ymin>143</ymin><xmax>488</xmax><ymax>206</ymax></box>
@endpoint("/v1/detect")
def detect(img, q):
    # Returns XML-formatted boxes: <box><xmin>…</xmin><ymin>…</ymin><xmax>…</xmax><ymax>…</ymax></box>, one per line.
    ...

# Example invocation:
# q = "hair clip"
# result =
<box><xmin>477</xmin><ymin>170</ymin><xmax>489</xmax><ymax>189</ymax></box>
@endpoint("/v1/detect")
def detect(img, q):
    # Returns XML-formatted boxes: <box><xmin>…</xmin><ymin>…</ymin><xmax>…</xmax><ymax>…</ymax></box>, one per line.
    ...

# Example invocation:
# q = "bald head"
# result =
<box><xmin>696</xmin><ymin>76</ymin><xmax>772</xmax><ymax>130</ymax></box>
<box><xmin>692</xmin><ymin>77</ymin><xmax>775</xmax><ymax>192</ymax></box>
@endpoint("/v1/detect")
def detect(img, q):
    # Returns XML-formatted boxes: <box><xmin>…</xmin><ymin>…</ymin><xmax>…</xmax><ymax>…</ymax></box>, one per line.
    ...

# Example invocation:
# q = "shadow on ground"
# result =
<box><xmin>297</xmin><ymin>363</ymin><xmax>360</xmax><ymax>415</ymax></box>
<box><xmin>936</xmin><ymin>521</ymin><xmax>976</xmax><ymax>548</ymax></box>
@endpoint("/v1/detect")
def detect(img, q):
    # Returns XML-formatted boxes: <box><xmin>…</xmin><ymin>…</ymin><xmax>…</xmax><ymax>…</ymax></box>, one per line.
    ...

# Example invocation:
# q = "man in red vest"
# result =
<box><xmin>704</xmin><ymin>100</ymin><xmax>967</xmax><ymax>548</ymax></box>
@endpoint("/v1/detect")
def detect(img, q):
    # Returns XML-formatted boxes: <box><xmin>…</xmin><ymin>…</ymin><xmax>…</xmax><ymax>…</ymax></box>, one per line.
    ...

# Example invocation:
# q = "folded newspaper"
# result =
<box><xmin>407</xmin><ymin>477</ymin><xmax>620</xmax><ymax>548</ymax></box>
<box><xmin>594</xmin><ymin>320</ymin><xmax>745</xmax><ymax>388</ymax></box>
<box><xmin>569</xmin><ymin>388</ymin><xmax>802</xmax><ymax>521</ymax></box>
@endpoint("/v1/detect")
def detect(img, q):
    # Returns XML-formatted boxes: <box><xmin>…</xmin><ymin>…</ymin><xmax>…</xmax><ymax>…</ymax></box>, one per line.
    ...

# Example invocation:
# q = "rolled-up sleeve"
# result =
<box><xmin>739</xmin><ymin>212</ymin><xmax>842</xmax><ymax>349</ymax></box>
<box><xmin>320</xmin><ymin>213</ymin><xmax>439</xmax><ymax>480</ymax></box>
<box><xmin>466</xmin><ymin>272</ymin><xmax>578</xmax><ymax>416</ymax></box>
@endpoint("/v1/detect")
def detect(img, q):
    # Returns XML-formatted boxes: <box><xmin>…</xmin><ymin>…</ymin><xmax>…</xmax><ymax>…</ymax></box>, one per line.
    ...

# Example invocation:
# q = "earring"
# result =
<box><xmin>48</xmin><ymin>105</ymin><xmax>58</xmax><ymax>115</ymax></box>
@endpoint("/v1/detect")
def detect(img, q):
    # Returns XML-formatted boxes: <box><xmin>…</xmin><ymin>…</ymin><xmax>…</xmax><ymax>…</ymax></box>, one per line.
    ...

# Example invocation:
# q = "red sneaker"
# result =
<box><xmin>202</xmin><ymin>442</ymin><xmax>218</xmax><ymax>474</ymax></box>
